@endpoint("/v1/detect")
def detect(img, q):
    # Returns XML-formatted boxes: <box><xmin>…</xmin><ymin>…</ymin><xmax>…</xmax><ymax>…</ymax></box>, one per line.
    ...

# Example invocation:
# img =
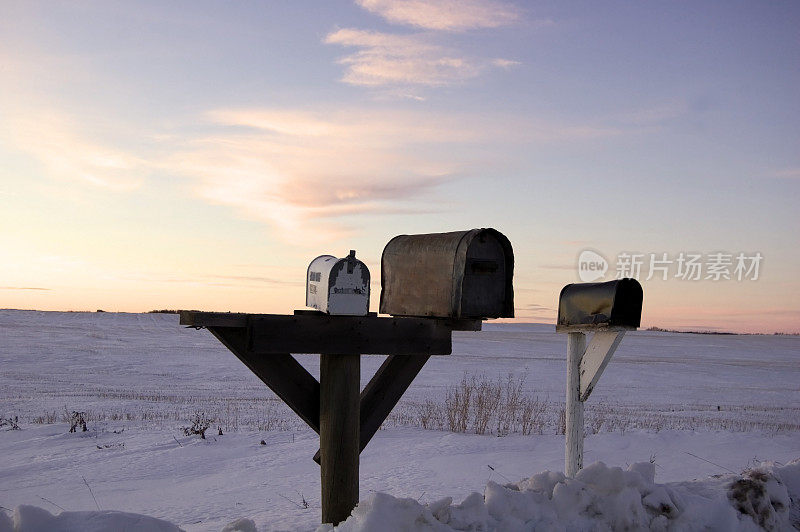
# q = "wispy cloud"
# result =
<box><xmin>3</xmin><ymin>88</ymin><xmax>621</xmax><ymax>246</ymax></box>
<box><xmin>208</xmin><ymin>108</ymin><xmax>480</xmax><ymax>144</ymax></box>
<box><xmin>325</xmin><ymin>29</ymin><xmax>509</xmax><ymax>87</ymax></box>
<box><xmin>165</xmin><ymin>107</ymin><xmax>472</xmax><ymax>242</ymax></box>
<box><xmin>0</xmin><ymin>49</ymin><xmax>146</xmax><ymax>193</ymax></box>
<box><xmin>538</xmin><ymin>263</ymin><xmax>575</xmax><ymax>271</ymax></box>
<box><xmin>492</xmin><ymin>58</ymin><xmax>521</xmax><ymax>69</ymax></box>
<box><xmin>515</xmin><ymin>287</ymin><xmax>546</xmax><ymax>293</ymax></box>
<box><xmin>208</xmin><ymin>275</ymin><xmax>305</xmax><ymax>287</ymax></box>
<box><xmin>519</xmin><ymin>303</ymin><xmax>553</xmax><ymax>311</ymax></box>
<box><xmin>156</xmin><ymin>109</ymin><xmax>623</xmax><ymax>245</ymax></box>
<box><xmin>355</xmin><ymin>0</ymin><xmax>520</xmax><ymax>31</ymax></box>
<box><xmin>0</xmin><ymin>286</ymin><xmax>51</xmax><ymax>291</ymax></box>
<box><xmin>615</xmin><ymin>101</ymin><xmax>689</xmax><ymax>127</ymax></box>
<box><xmin>116</xmin><ymin>272</ymin><xmax>305</xmax><ymax>288</ymax></box>
<box><xmin>1</xmin><ymin>108</ymin><xmax>145</xmax><ymax>192</ymax></box>
<box><xmin>327</xmin><ymin>1</ymin><xmax>527</xmax><ymax>92</ymax></box>
<box><xmin>773</xmin><ymin>168</ymin><xmax>800</xmax><ymax>179</ymax></box>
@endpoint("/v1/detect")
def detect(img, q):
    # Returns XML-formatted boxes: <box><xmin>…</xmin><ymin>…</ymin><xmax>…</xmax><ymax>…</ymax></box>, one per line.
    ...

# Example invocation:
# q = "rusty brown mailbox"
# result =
<box><xmin>380</xmin><ymin>228</ymin><xmax>514</xmax><ymax>319</ymax></box>
<box><xmin>557</xmin><ymin>278</ymin><xmax>643</xmax><ymax>330</ymax></box>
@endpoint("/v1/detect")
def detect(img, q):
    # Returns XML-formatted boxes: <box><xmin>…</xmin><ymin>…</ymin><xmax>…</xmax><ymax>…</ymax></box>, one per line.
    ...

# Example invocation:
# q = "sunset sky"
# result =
<box><xmin>1</xmin><ymin>1</ymin><xmax>798</xmax><ymax>333</ymax></box>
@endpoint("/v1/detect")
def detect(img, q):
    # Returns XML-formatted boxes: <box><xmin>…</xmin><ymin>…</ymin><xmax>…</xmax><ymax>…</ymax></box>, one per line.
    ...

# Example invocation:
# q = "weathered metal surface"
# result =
<box><xmin>556</xmin><ymin>278</ymin><xmax>642</xmax><ymax>331</ymax></box>
<box><xmin>380</xmin><ymin>228</ymin><xmax>514</xmax><ymax>319</ymax></box>
<box><xmin>306</xmin><ymin>250</ymin><xmax>370</xmax><ymax>316</ymax></box>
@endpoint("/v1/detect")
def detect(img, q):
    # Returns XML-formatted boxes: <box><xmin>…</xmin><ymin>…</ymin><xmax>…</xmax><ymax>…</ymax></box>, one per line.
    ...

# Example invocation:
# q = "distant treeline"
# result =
<box><xmin>646</xmin><ymin>326</ymin><xmax>798</xmax><ymax>336</ymax></box>
<box><xmin>147</xmin><ymin>309</ymin><xmax>182</xmax><ymax>314</ymax></box>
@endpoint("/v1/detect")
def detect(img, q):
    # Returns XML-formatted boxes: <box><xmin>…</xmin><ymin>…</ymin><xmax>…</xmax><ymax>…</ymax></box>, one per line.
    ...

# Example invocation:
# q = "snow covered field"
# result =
<box><xmin>1</xmin><ymin>310</ymin><xmax>798</xmax><ymax>530</ymax></box>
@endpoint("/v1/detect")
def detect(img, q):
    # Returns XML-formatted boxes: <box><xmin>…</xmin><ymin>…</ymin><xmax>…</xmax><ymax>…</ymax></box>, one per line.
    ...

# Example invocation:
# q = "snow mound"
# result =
<box><xmin>0</xmin><ymin>505</ymin><xmax>183</xmax><ymax>532</ymax></box>
<box><xmin>320</xmin><ymin>459</ymin><xmax>800</xmax><ymax>531</ymax></box>
<box><xmin>222</xmin><ymin>517</ymin><xmax>258</xmax><ymax>532</ymax></box>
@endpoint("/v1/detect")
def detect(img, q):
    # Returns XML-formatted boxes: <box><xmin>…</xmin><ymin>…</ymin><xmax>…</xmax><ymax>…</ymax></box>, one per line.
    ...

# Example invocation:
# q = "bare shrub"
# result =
<box><xmin>182</xmin><ymin>412</ymin><xmax>212</xmax><ymax>439</ymax></box>
<box><xmin>256</xmin><ymin>404</ymin><xmax>296</xmax><ymax>432</ymax></box>
<box><xmin>496</xmin><ymin>374</ymin><xmax>523</xmax><ymax>436</ymax></box>
<box><xmin>606</xmin><ymin>414</ymin><xmax>631</xmax><ymax>435</ymax></box>
<box><xmin>225</xmin><ymin>400</ymin><xmax>239</xmax><ymax>432</ymax></box>
<box><xmin>520</xmin><ymin>396</ymin><xmax>548</xmax><ymax>435</ymax></box>
<box><xmin>32</xmin><ymin>411</ymin><xmax>57</xmax><ymax>424</ymax></box>
<box><xmin>587</xmin><ymin>403</ymin><xmax>607</xmax><ymax>434</ymax></box>
<box><xmin>445</xmin><ymin>373</ymin><xmax>472</xmax><ymax>433</ymax></box>
<box><xmin>557</xmin><ymin>406</ymin><xmax>566</xmax><ymax>435</ymax></box>
<box><xmin>416</xmin><ymin>400</ymin><xmax>444</xmax><ymax>430</ymax></box>
<box><xmin>24</xmin><ymin>372</ymin><xmax>795</xmax><ymax>437</ymax></box>
<box><xmin>68</xmin><ymin>411</ymin><xmax>87</xmax><ymax>433</ymax></box>
<box><xmin>0</xmin><ymin>416</ymin><xmax>20</xmax><ymax>430</ymax></box>
<box><xmin>472</xmin><ymin>376</ymin><xmax>501</xmax><ymax>435</ymax></box>
<box><xmin>430</xmin><ymin>373</ymin><xmax>559</xmax><ymax>436</ymax></box>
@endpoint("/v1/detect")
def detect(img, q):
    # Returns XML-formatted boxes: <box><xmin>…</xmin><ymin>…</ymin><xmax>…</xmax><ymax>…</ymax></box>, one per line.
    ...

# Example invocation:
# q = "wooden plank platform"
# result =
<box><xmin>181</xmin><ymin>311</ymin><xmax>480</xmax><ymax>356</ymax></box>
<box><xmin>179</xmin><ymin>311</ymin><xmax>249</xmax><ymax>328</ymax></box>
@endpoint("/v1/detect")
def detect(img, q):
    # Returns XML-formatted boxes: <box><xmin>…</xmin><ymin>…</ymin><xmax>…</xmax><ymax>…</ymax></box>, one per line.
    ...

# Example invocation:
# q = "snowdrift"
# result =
<box><xmin>0</xmin><ymin>505</ymin><xmax>183</xmax><ymax>532</ymax></box>
<box><xmin>319</xmin><ymin>459</ymin><xmax>800</xmax><ymax>532</ymax></box>
<box><xmin>2</xmin><ymin>459</ymin><xmax>798</xmax><ymax>531</ymax></box>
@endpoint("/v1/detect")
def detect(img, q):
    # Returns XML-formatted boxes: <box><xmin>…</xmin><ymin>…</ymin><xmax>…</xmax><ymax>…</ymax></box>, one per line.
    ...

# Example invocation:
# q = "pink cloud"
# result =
<box><xmin>355</xmin><ymin>0</ymin><xmax>520</xmax><ymax>31</ymax></box>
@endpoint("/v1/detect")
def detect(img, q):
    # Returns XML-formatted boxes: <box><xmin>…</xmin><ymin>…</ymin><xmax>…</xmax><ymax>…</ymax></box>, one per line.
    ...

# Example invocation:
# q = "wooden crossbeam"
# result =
<box><xmin>358</xmin><ymin>354</ymin><xmax>431</xmax><ymax>450</ymax></box>
<box><xmin>181</xmin><ymin>311</ymin><xmax>465</xmax><ymax>356</ymax></box>
<box><xmin>248</xmin><ymin>314</ymin><xmax>452</xmax><ymax>356</ymax></box>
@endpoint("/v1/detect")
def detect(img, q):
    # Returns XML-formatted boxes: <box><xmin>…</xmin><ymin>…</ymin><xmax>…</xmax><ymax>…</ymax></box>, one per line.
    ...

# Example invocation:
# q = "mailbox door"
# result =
<box><xmin>460</xmin><ymin>234</ymin><xmax>506</xmax><ymax>318</ymax></box>
<box><xmin>327</xmin><ymin>259</ymin><xmax>370</xmax><ymax>316</ymax></box>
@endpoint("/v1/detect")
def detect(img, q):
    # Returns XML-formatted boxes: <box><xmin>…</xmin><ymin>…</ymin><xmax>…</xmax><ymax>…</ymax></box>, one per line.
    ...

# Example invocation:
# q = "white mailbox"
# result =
<box><xmin>306</xmin><ymin>250</ymin><xmax>370</xmax><ymax>316</ymax></box>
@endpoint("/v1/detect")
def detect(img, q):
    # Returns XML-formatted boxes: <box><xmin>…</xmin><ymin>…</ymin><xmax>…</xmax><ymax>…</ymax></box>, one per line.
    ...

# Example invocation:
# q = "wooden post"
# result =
<box><xmin>565</xmin><ymin>331</ymin><xmax>585</xmax><ymax>477</ymax></box>
<box><xmin>312</xmin><ymin>354</ymin><xmax>431</xmax><ymax>464</ymax></box>
<box><xmin>319</xmin><ymin>354</ymin><xmax>360</xmax><ymax>525</ymax></box>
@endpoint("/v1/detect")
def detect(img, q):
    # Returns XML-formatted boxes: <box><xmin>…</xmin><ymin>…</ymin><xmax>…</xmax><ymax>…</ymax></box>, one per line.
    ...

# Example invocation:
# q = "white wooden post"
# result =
<box><xmin>565</xmin><ymin>331</ymin><xmax>585</xmax><ymax>478</ymax></box>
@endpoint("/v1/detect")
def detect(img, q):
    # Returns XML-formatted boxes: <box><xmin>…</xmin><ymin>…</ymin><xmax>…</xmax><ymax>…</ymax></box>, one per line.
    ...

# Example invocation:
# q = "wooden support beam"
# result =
<box><xmin>579</xmin><ymin>330</ymin><xmax>625</xmax><ymax>401</ymax></box>
<box><xmin>358</xmin><ymin>354</ymin><xmax>430</xmax><ymax>446</ymax></box>
<box><xmin>313</xmin><ymin>354</ymin><xmax>431</xmax><ymax>464</ymax></box>
<box><xmin>319</xmin><ymin>354</ymin><xmax>360</xmax><ymax>525</ymax></box>
<box><xmin>248</xmin><ymin>314</ymin><xmax>452</xmax><ymax>356</ymax></box>
<box><xmin>209</xmin><ymin>327</ymin><xmax>321</xmax><ymax>433</ymax></box>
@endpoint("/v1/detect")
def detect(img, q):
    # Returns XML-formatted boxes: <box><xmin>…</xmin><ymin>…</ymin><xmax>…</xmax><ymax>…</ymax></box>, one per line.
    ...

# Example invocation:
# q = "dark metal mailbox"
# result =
<box><xmin>379</xmin><ymin>228</ymin><xmax>514</xmax><ymax>319</ymax></box>
<box><xmin>557</xmin><ymin>278</ymin><xmax>643</xmax><ymax>330</ymax></box>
